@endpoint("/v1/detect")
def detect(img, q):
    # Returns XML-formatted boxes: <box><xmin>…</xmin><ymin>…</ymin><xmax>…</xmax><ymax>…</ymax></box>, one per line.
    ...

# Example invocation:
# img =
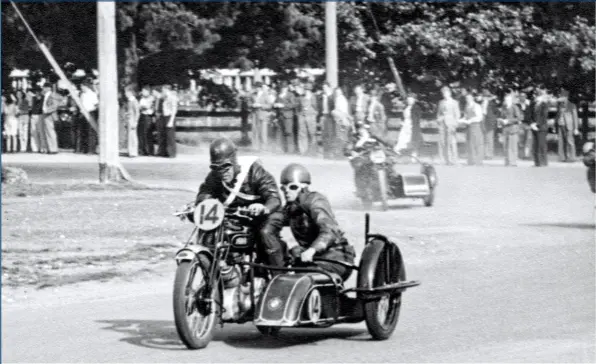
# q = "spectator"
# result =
<box><xmin>15</xmin><ymin>90</ymin><xmax>30</xmax><ymax>152</ymax></box>
<box><xmin>517</xmin><ymin>91</ymin><xmax>533</xmax><ymax>160</ymax></box>
<box><xmin>531</xmin><ymin>86</ymin><xmax>550</xmax><ymax>167</ymax></box>
<box><xmin>80</xmin><ymin>80</ymin><xmax>99</xmax><ymax>154</ymax></box>
<box><xmin>480</xmin><ymin>89</ymin><xmax>499</xmax><ymax>159</ymax></box>
<box><xmin>436</xmin><ymin>86</ymin><xmax>461</xmax><ymax>165</ymax></box>
<box><xmin>3</xmin><ymin>93</ymin><xmax>19</xmax><ymax>153</ymax></box>
<box><xmin>555</xmin><ymin>89</ymin><xmax>580</xmax><ymax>162</ymax></box>
<box><xmin>297</xmin><ymin>82</ymin><xmax>318</xmax><ymax>156</ymax></box>
<box><xmin>499</xmin><ymin>91</ymin><xmax>523</xmax><ymax>166</ymax></box>
<box><xmin>394</xmin><ymin>92</ymin><xmax>422</xmax><ymax>156</ymax></box>
<box><xmin>29</xmin><ymin>88</ymin><xmax>45</xmax><ymax>153</ymax></box>
<box><xmin>331</xmin><ymin>87</ymin><xmax>352</xmax><ymax>158</ymax></box>
<box><xmin>250</xmin><ymin>82</ymin><xmax>274</xmax><ymax>151</ymax></box>
<box><xmin>273</xmin><ymin>80</ymin><xmax>298</xmax><ymax>154</ymax></box>
<box><xmin>460</xmin><ymin>92</ymin><xmax>484</xmax><ymax>166</ymax></box>
<box><xmin>138</xmin><ymin>86</ymin><xmax>155</xmax><ymax>156</ymax></box>
<box><xmin>318</xmin><ymin>82</ymin><xmax>335</xmax><ymax>159</ymax></box>
<box><xmin>125</xmin><ymin>87</ymin><xmax>140</xmax><ymax>158</ymax></box>
<box><xmin>159</xmin><ymin>84</ymin><xmax>178</xmax><ymax>158</ymax></box>
<box><xmin>41</xmin><ymin>83</ymin><xmax>59</xmax><ymax>154</ymax></box>
<box><xmin>366</xmin><ymin>87</ymin><xmax>388</xmax><ymax>141</ymax></box>
<box><xmin>349</xmin><ymin>84</ymin><xmax>369</xmax><ymax>125</ymax></box>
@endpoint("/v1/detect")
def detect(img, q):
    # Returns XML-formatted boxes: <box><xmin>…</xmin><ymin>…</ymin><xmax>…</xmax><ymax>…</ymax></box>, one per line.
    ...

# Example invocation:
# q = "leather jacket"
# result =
<box><xmin>195</xmin><ymin>160</ymin><xmax>282</xmax><ymax>213</ymax></box>
<box><xmin>283</xmin><ymin>190</ymin><xmax>351</xmax><ymax>255</ymax></box>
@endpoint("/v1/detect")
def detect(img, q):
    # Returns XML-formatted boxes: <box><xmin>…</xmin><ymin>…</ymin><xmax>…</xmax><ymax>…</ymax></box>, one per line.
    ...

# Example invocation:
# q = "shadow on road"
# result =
<box><xmin>523</xmin><ymin>222</ymin><xmax>596</xmax><ymax>230</ymax></box>
<box><xmin>97</xmin><ymin>319</ymin><xmax>365</xmax><ymax>351</ymax></box>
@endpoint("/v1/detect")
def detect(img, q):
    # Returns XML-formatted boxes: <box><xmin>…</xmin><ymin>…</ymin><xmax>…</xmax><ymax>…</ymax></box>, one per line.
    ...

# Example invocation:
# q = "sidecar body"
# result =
<box><xmin>252</xmin><ymin>214</ymin><xmax>420</xmax><ymax>339</ymax></box>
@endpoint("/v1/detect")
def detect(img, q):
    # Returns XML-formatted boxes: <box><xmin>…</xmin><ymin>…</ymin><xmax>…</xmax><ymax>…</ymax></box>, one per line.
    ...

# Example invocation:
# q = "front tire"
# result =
<box><xmin>173</xmin><ymin>254</ymin><xmax>219</xmax><ymax>349</ymax></box>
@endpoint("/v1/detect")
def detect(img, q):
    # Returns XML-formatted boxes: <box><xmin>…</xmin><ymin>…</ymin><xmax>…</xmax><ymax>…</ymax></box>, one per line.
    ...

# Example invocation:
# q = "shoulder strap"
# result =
<box><xmin>222</xmin><ymin>156</ymin><xmax>259</xmax><ymax>206</ymax></box>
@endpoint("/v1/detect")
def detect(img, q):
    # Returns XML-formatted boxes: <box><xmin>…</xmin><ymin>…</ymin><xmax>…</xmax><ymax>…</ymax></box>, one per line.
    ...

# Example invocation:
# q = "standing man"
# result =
<box><xmin>138</xmin><ymin>86</ymin><xmax>155</xmax><ymax>156</ymax></box>
<box><xmin>125</xmin><ymin>87</ymin><xmax>140</xmax><ymax>158</ymax></box>
<box><xmin>297</xmin><ymin>82</ymin><xmax>318</xmax><ymax>156</ymax></box>
<box><xmin>350</xmin><ymin>84</ymin><xmax>369</xmax><ymax>125</ymax></box>
<box><xmin>460</xmin><ymin>93</ymin><xmax>484</xmax><ymax>166</ymax></box>
<box><xmin>273</xmin><ymin>80</ymin><xmax>298</xmax><ymax>154</ymax></box>
<box><xmin>499</xmin><ymin>91</ymin><xmax>523</xmax><ymax>166</ymax></box>
<box><xmin>80</xmin><ymin>80</ymin><xmax>99</xmax><ymax>154</ymax></box>
<box><xmin>160</xmin><ymin>84</ymin><xmax>178</xmax><ymax>158</ymax></box>
<box><xmin>517</xmin><ymin>91</ymin><xmax>534</xmax><ymax>160</ymax></box>
<box><xmin>250</xmin><ymin>82</ymin><xmax>274</xmax><ymax>151</ymax></box>
<box><xmin>318</xmin><ymin>82</ymin><xmax>334</xmax><ymax>159</ymax></box>
<box><xmin>436</xmin><ymin>86</ymin><xmax>461</xmax><ymax>165</ymax></box>
<box><xmin>555</xmin><ymin>89</ymin><xmax>580</xmax><ymax>162</ymax></box>
<box><xmin>480</xmin><ymin>89</ymin><xmax>499</xmax><ymax>160</ymax></box>
<box><xmin>15</xmin><ymin>90</ymin><xmax>30</xmax><ymax>152</ymax></box>
<box><xmin>41</xmin><ymin>83</ymin><xmax>59</xmax><ymax>154</ymax></box>
<box><xmin>531</xmin><ymin>86</ymin><xmax>550</xmax><ymax>167</ymax></box>
<box><xmin>366</xmin><ymin>87</ymin><xmax>388</xmax><ymax>141</ymax></box>
<box><xmin>28</xmin><ymin>88</ymin><xmax>44</xmax><ymax>153</ymax></box>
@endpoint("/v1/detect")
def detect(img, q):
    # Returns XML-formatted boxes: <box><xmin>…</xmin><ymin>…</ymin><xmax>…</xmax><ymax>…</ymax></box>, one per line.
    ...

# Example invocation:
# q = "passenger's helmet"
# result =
<box><xmin>209</xmin><ymin>137</ymin><xmax>237</xmax><ymax>166</ymax></box>
<box><xmin>280</xmin><ymin>163</ymin><xmax>311</xmax><ymax>185</ymax></box>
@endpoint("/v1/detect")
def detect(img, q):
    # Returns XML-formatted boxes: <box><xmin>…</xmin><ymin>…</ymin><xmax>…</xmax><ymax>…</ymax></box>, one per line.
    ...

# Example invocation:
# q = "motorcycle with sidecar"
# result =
<box><xmin>347</xmin><ymin>138</ymin><xmax>438</xmax><ymax>211</ymax></box>
<box><xmin>172</xmin><ymin>198</ymin><xmax>421</xmax><ymax>349</ymax></box>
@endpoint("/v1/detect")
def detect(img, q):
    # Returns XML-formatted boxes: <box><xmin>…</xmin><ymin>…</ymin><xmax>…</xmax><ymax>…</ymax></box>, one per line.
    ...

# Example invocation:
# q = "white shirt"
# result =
<box><xmin>42</xmin><ymin>92</ymin><xmax>52</xmax><ymax>114</ymax></box>
<box><xmin>139</xmin><ymin>95</ymin><xmax>155</xmax><ymax>115</ymax></box>
<box><xmin>80</xmin><ymin>89</ymin><xmax>99</xmax><ymax>112</ymax></box>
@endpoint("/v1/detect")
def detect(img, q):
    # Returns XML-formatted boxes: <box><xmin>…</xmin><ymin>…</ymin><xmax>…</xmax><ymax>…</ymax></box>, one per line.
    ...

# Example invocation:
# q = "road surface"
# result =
<box><xmin>2</xmin><ymin>152</ymin><xmax>595</xmax><ymax>362</ymax></box>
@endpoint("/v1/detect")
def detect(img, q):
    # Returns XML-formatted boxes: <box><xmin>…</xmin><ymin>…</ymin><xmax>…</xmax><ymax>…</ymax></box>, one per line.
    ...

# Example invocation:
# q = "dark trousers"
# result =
<box><xmin>86</xmin><ymin>110</ymin><xmax>99</xmax><ymax>154</ymax></box>
<box><xmin>156</xmin><ymin>116</ymin><xmax>168</xmax><ymax>157</ymax></box>
<box><xmin>278</xmin><ymin>113</ymin><xmax>295</xmax><ymax>153</ymax></box>
<box><xmin>557</xmin><ymin>126</ymin><xmax>577</xmax><ymax>161</ymax></box>
<box><xmin>533</xmin><ymin>130</ymin><xmax>548</xmax><ymax>166</ymax></box>
<box><xmin>255</xmin><ymin>212</ymin><xmax>287</xmax><ymax>274</ymax></box>
<box><xmin>137</xmin><ymin>114</ymin><xmax>153</xmax><ymax>156</ymax></box>
<box><xmin>166</xmin><ymin>127</ymin><xmax>176</xmax><ymax>158</ymax></box>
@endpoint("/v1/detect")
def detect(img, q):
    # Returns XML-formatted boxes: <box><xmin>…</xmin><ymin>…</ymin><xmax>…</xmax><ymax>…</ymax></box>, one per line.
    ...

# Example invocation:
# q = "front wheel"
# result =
<box><xmin>377</xmin><ymin>168</ymin><xmax>389</xmax><ymax>211</ymax></box>
<box><xmin>173</xmin><ymin>254</ymin><xmax>219</xmax><ymax>349</ymax></box>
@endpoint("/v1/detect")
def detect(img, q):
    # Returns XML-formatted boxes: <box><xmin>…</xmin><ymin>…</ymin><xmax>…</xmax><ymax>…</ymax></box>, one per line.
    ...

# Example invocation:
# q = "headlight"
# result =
<box><xmin>370</xmin><ymin>150</ymin><xmax>386</xmax><ymax>164</ymax></box>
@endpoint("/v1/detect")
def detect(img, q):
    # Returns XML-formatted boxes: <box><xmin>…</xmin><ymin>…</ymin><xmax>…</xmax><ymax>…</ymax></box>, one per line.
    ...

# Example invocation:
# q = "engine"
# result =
<box><xmin>219</xmin><ymin>260</ymin><xmax>266</xmax><ymax>321</ymax></box>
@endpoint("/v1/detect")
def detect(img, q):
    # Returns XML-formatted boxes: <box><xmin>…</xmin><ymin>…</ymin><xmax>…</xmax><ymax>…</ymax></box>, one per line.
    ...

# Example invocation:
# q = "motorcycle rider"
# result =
<box><xmin>280</xmin><ymin>163</ymin><xmax>356</xmax><ymax>281</ymax></box>
<box><xmin>193</xmin><ymin>137</ymin><xmax>287</xmax><ymax>270</ymax></box>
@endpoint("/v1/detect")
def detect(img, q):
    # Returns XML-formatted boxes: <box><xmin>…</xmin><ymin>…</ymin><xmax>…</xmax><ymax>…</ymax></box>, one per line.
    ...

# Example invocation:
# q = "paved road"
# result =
<box><xmin>2</xmin><ymin>152</ymin><xmax>595</xmax><ymax>362</ymax></box>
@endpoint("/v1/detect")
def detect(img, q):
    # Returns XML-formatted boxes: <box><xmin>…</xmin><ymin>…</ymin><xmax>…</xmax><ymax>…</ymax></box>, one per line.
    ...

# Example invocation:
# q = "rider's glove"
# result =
<box><xmin>248</xmin><ymin>203</ymin><xmax>269</xmax><ymax>216</ymax></box>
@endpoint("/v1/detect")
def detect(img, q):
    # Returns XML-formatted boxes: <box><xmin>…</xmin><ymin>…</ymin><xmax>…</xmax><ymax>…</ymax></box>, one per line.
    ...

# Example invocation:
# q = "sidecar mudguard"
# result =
<box><xmin>254</xmin><ymin>273</ymin><xmax>342</xmax><ymax>327</ymax></box>
<box><xmin>175</xmin><ymin>245</ymin><xmax>214</xmax><ymax>265</ymax></box>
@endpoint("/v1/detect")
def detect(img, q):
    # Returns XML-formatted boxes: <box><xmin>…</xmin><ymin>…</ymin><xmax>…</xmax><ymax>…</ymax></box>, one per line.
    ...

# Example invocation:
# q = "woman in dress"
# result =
<box><xmin>3</xmin><ymin>94</ymin><xmax>19</xmax><ymax>153</ymax></box>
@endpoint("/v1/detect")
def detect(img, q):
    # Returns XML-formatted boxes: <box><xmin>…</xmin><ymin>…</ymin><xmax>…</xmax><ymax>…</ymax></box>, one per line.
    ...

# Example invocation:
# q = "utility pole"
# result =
<box><xmin>97</xmin><ymin>1</ymin><xmax>128</xmax><ymax>182</ymax></box>
<box><xmin>325</xmin><ymin>2</ymin><xmax>338</xmax><ymax>89</ymax></box>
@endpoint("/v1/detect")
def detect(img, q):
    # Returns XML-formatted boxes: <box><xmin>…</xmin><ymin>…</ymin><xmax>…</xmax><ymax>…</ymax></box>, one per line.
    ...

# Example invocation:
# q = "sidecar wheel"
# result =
<box><xmin>377</xmin><ymin>169</ymin><xmax>389</xmax><ymax>211</ymax></box>
<box><xmin>173</xmin><ymin>254</ymin><xmax>219</xmax><ymax>350</ymax></box>
<box><xmin>361</xmin><ymin>241</ymin><xmax>406</xmax><ymax>341</ymax></box>
<box><xmin>423</xmin><ymin>189</ymin><xmax>435</xmax><ymax>207</ymax></box>
<box><xmin>257</xmin><ymin>326</ymin><xmax>282</xmax><ymax>336</ymax></box>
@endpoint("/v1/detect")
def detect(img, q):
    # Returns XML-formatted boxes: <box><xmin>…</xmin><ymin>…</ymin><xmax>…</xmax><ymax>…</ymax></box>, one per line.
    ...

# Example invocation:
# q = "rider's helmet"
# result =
<box><xmin>209</xmin><ymin>137</ymin><xmax>237</xmax><ymax>167</ymax></box>
<box><xmin>280</xmin><ymin>163</ymin><xmax>311</xmax><ymax>185</ymax></box>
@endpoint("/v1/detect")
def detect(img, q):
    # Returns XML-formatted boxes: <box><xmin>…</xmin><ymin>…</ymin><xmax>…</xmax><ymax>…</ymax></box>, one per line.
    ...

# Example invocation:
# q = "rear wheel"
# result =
<box><xmin>377</xmin><ymin>168</ymin><xmax>389</xmax><ymax>211</ymax></box>
<box><xmin>361</xmin><ymin>241</ymin><xmax>406</xmax><ymax>340</ymax></box>
<box><xmin>173</xmin><ymin>254</ymin><xmax>219</xmax><ymax>349</ymax></box>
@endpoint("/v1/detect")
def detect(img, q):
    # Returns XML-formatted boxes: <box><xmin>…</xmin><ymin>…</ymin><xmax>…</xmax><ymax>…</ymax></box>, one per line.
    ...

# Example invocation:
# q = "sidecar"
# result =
<box><xmin>251</xmin><ymin>214</ymin><xmax>420</xmax><ymax>340</ymax></box>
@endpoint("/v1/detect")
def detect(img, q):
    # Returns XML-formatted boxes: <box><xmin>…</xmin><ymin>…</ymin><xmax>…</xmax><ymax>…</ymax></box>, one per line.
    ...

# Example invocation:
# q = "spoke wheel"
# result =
<box><xmin>173</xmin><ymin>254</ymin><xmax>220</xmax><ymax>349</ymax></box>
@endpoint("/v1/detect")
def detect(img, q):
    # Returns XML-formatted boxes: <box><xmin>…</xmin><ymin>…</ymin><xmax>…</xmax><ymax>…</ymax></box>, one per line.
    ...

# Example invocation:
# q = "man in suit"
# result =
<box><xmin>436</xmin><ymin>86</ymin><xmax>461</xmax><ymax>165</ymax></box>
<box><xmin>517</xmin><ymin>91</ymin><xmax>534</xmax><ymax>159</ymax></box>
<box><xmin>555</xmin><ymin>89</ymin><xmax>580</xmax><ymax>162</ymax></box>
<box><xmin>349</xmin><ymin>84</ymin><xmax>369</xmax><ymax>125</ymax></box>
<box><xmin>318</xmin><ymin>82</ymin><xmax>335</xmax><ymax>159</ymax></box>
<box><xmin>80</xmin><ymin>80</ymin><xmax>99</xmax><ymax>154</ymax></box>
<box><xmin>297</xmin><ymin>82</ymin><xmax>318</xmax><ymax>156</ymax></box>
<box><xmin>366</xmin><ymin>87</ymin><xmax>388</xmax><ymax>142</ymax></box>
<box><xmin>480</xmin><ymin>89</ymin><xmax>499</xmax><ymax>159</ymax></box>
<box><xmin>41</xmin><ymin>83</ymin><xmax>59</xmax><ymax>154</ymax></box>
<box><xmin>273</xmin><ymin>80</ymin><xmax>298</xmax><ymax>154</ymax></box>
<box><xmin>531</xmin><ymin>86</ymin><xmax>550</xmax><ymax>167</ymax></box>
<box><xmin>250</xmin><ymin>82</ymin><xmax>274</xmax><ymax>151</ymax></box>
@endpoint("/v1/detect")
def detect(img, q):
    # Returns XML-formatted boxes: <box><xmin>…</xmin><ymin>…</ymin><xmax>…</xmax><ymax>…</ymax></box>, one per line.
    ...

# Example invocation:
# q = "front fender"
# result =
<box><xmin>175</xmin><ymin>245</ymin><xmax>213</xmax><ymax>265</ymax></box>
<box><xmin>357</xmin><ymin>237</ymin><xmax>405</xmax><ymax>296</ymax></box>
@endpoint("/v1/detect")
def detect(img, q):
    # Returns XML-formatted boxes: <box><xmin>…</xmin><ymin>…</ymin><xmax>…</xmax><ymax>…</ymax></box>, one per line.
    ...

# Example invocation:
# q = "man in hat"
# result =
<box><xmin>531</xmin><ymin>86</ymin><xmax>550</xmax><ymax>166</ymax></box>
<box><xmin>297</xmin><ymin>82</ymin><xmax>318</xmax><ymax>155</ymax></box>
<box><xmin>273</xmin><ymin>80</ymin><xmax>298</xmax><ymax>153</ymax></box>
<box><xmin>41</xmin><ymin>83</ymin><xmax>59</xmax><ymax>154</ymax></box>
<box><xmin>192</xmin><ymin>137</ymin><xmax>287</xmax><ymax>271</ymax></box>
<box><xmin>555</xmin><ymin>89</ymin><xmax>580</xmax><ymax>162</ymax></box>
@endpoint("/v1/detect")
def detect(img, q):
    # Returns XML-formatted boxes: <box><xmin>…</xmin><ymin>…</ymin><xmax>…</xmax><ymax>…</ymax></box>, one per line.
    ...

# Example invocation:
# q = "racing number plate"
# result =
<box><xmin>193</xmin><ymin>198</ymin><xmax>225</xmax><ymax>230</ymax></box>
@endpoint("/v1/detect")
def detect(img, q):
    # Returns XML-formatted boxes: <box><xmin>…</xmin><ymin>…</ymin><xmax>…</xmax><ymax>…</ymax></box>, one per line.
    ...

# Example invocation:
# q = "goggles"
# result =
<box><xmin>281</xmin><ymin>183</ymin><xmax>302</xmax><ymax>192</ymax></box>
<box><xmin>210</xmin><ymin>162</ymin><xmax>234</xmax><ymax>172</ymax></box>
